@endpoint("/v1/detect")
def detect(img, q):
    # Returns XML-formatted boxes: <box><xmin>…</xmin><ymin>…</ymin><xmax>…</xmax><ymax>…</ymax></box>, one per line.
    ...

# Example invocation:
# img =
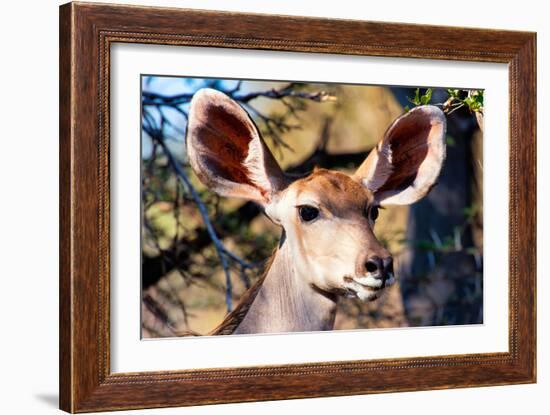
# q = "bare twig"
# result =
<box><xmin>140</xmin><ymin>81</ymin><xmax>335</xmax><ymax>325</ymax></box>
<box><xmin>144</xmin><ymin>120</ymin><xmax>258</xmax><ymax>311</ymax></box>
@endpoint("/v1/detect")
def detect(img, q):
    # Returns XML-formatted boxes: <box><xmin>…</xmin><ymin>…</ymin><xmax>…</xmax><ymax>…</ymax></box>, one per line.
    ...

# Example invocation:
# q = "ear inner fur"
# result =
<box><xmin>186</xmin><ymin>88</ymin><xmax>286</xmax><ymax>204</ymax></box>
<box><xmin>353</xmin><ymin>105</ymin><xmax>446</xmax><ymax>205</ymax></box>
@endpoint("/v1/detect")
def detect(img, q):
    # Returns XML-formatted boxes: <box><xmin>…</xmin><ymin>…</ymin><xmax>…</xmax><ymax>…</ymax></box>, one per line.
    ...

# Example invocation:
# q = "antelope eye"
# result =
<box><xmin>369</xmin><ymin>206</ymin><xmax>379</xmax><ymax>222</ymax></box>
<box><xmin>298</xmin><ymin>205</ymin><xmax>320</xmax><ymax>222</ymax></box>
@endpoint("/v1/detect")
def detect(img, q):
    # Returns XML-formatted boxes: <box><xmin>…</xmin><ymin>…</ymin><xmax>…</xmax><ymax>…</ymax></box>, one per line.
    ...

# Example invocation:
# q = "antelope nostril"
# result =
<box><xmin>365</xmin><ymin>257</ymin><xmax>382</xmax><ymax>274</ymax></box>
<box><xmin>364</xmin><ymin>256</ymin><xmax>394</xmax><ymax>281</ymax></box>
<box><xmin>365</xmin><ymin>261</ymin><xmax>378</xmax><ymax>273</ymax></box>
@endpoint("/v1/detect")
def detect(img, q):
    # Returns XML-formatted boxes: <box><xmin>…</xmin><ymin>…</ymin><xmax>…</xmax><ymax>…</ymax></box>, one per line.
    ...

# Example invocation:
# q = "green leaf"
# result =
<box><xmin>464</xmin><ymin>90</ymin><xmax>484</xmax><ymax>113</ymax></box>
<box><xmin>470</xmin><ymin>102</ymin><xmax>482</xmax><ymax>112</ymax></box>
<box><xmin>407</xmin><ymin>88</ymin><xmax>421</xmax><ymax>106</ymax></box>
<box><xmin>420</xmin><ymin>88</ymin><xmax>433</xmax><ymax>105</ymax></box>
<box><xmin>447</xmin><ymin>89</ymin><xmax>460</xmax><ymax>98</ymax></box>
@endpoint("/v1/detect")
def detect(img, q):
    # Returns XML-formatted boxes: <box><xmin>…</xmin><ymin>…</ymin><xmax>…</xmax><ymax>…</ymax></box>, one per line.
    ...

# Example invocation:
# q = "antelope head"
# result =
<box><xmin>187</xmin><ymin>88</ymin><xmax>446</xmax><ymax>303</ymax></box>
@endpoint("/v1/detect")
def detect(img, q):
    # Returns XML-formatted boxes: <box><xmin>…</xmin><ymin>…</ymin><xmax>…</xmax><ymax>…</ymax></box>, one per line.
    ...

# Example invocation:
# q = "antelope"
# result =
<box><xmin>186</xmin><ymin>88</ymin><xmax>446</xmax><ymax>335</ymax></box>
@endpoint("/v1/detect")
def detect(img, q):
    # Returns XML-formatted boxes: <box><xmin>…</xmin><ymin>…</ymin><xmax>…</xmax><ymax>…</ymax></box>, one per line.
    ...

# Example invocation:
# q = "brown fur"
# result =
<box><xmin>209</xmin><ymin>170</ymin><xmax>372</xmax><ymax>335</ymax></box>
<box><xmin>377</xmin><ymin>115</ymin><xmax>430</xmax><ymax>192</ymax></box>
<box><xmin>186</xmin><ymin>90</ymin><xmax>446</xmax><ymax>335</ymax></box>
<box><xmin>209</xmin><ymin>252</ymin><xmax>276</xmax><ymax>335</ymax></box>
<box><xmin>295</xmin><ymin>168</ymin><xmax>372</xmax><ymax>215</ymax></box>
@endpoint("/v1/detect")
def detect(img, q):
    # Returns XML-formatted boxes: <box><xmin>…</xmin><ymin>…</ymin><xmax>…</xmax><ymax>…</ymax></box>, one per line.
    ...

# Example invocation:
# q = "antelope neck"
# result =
<box><xmin>234</xmin><ymin>239</ymin><xmax>337</xmax><ymax>334</ymax></box>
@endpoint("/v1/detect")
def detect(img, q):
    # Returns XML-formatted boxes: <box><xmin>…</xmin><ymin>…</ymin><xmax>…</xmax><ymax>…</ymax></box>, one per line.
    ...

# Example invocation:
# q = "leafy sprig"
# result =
<box><xmin>443</xmin><ymin>89</ymin><xmax>484</xmax><ymax>115</ymax></box>
<box><xmin>405</xmin><ymin>88</ymin><xmax>433</xmax><ymax>111</ymax></box>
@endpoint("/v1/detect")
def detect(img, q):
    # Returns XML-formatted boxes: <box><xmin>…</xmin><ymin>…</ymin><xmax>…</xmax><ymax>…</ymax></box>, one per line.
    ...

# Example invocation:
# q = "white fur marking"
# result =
<box><xmin>243</xmin><ymin>138</ymin><xmax>272</xmax><ymax>194</ymax></box>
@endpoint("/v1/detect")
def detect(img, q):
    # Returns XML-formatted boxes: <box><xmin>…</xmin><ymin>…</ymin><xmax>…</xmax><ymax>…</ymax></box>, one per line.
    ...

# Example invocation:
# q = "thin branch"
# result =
<box><xmin>141</xmin><ymin>81</ymin><xmax>336</xmax><ymax>317</ymax></box>
<box><xmin>146</xmin><ymin>125</ymin><xmax>257</xmax><ymax>310</ymax></box>
<box><xmin>234</xmin><ymin>84</ymin><xmax>336</xmax><ymax>104</ymax></box>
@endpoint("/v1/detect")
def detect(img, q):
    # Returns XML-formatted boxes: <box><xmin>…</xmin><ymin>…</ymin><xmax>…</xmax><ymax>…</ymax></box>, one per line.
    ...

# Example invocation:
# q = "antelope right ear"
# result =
<box><xmin>186</xmin><ymin>88</ymin><xmax>287</xmax><ymax>206</ymax></box>
<box><xmin>353</xmin><ymin>105</ymin><xmax>447</xmax><ymax>206</ymax></box>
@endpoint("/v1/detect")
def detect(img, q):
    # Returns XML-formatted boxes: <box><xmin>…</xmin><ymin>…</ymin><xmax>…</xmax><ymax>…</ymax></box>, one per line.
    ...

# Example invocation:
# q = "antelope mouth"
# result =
<box><xmin>342</xmin><ymin>273</ymin><xmax>395</xmax><ymax>302</ymax></box>
<box><xmin>353</xmin><ymin>273</ymin><xmax>395</xmax><ymax>290</ymax></box>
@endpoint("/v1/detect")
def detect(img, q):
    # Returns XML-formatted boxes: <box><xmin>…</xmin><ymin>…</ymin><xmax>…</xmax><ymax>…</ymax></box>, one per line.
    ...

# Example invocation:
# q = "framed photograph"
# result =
<box><xmin>59</xmin><ymin>2</ymin><xmax>536</xmax><ymax>412</ymax></box>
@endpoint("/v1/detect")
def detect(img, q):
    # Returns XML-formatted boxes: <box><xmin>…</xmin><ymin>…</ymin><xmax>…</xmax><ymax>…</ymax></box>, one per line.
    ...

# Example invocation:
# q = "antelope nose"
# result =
<box><xmin>365</xmin><ymin>256</ymin><xmax>393</xmax><ymax>279</ymax></box>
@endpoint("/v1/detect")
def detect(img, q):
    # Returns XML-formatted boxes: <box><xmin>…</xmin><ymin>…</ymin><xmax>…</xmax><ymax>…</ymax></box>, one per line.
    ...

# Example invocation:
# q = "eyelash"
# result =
<box><xmin>367</xmin><ymin>206</ymin><xmax>379</xmax><ymax>222</ymax></box>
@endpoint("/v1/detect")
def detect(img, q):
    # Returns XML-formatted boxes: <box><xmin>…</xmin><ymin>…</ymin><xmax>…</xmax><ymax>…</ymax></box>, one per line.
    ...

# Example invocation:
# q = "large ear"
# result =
<box><xmin>353</xmin><ymin>105</ymin><xmax>446</xmax><ymax>206</ymax></box>
<box><xmin>186</xmin><ymin>88</ymin><xmax>287</xmax><ymax>206</ymax></box>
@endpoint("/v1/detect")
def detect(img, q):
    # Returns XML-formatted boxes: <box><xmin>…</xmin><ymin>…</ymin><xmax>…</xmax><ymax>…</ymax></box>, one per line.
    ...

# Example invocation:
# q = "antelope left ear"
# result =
<box><xmin>353</xmin><ymin>105</ymin><xmax>447</xmax><ymax>206</ymax></box>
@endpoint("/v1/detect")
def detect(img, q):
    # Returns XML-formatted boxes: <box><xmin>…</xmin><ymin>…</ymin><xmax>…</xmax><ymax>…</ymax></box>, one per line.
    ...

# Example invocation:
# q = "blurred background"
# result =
<box><xmin>140</xmin><ymin>76</ymin><xmax>484</xmax><ymax>337</ymax></box>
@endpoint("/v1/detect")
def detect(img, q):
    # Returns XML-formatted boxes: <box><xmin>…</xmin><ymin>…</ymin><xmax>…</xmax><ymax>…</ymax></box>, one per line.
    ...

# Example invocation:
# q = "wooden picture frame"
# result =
<box><xmin>59</xmin><ymin>2</ymin><xmax>536</xmax><ymax>412</ymax></box>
